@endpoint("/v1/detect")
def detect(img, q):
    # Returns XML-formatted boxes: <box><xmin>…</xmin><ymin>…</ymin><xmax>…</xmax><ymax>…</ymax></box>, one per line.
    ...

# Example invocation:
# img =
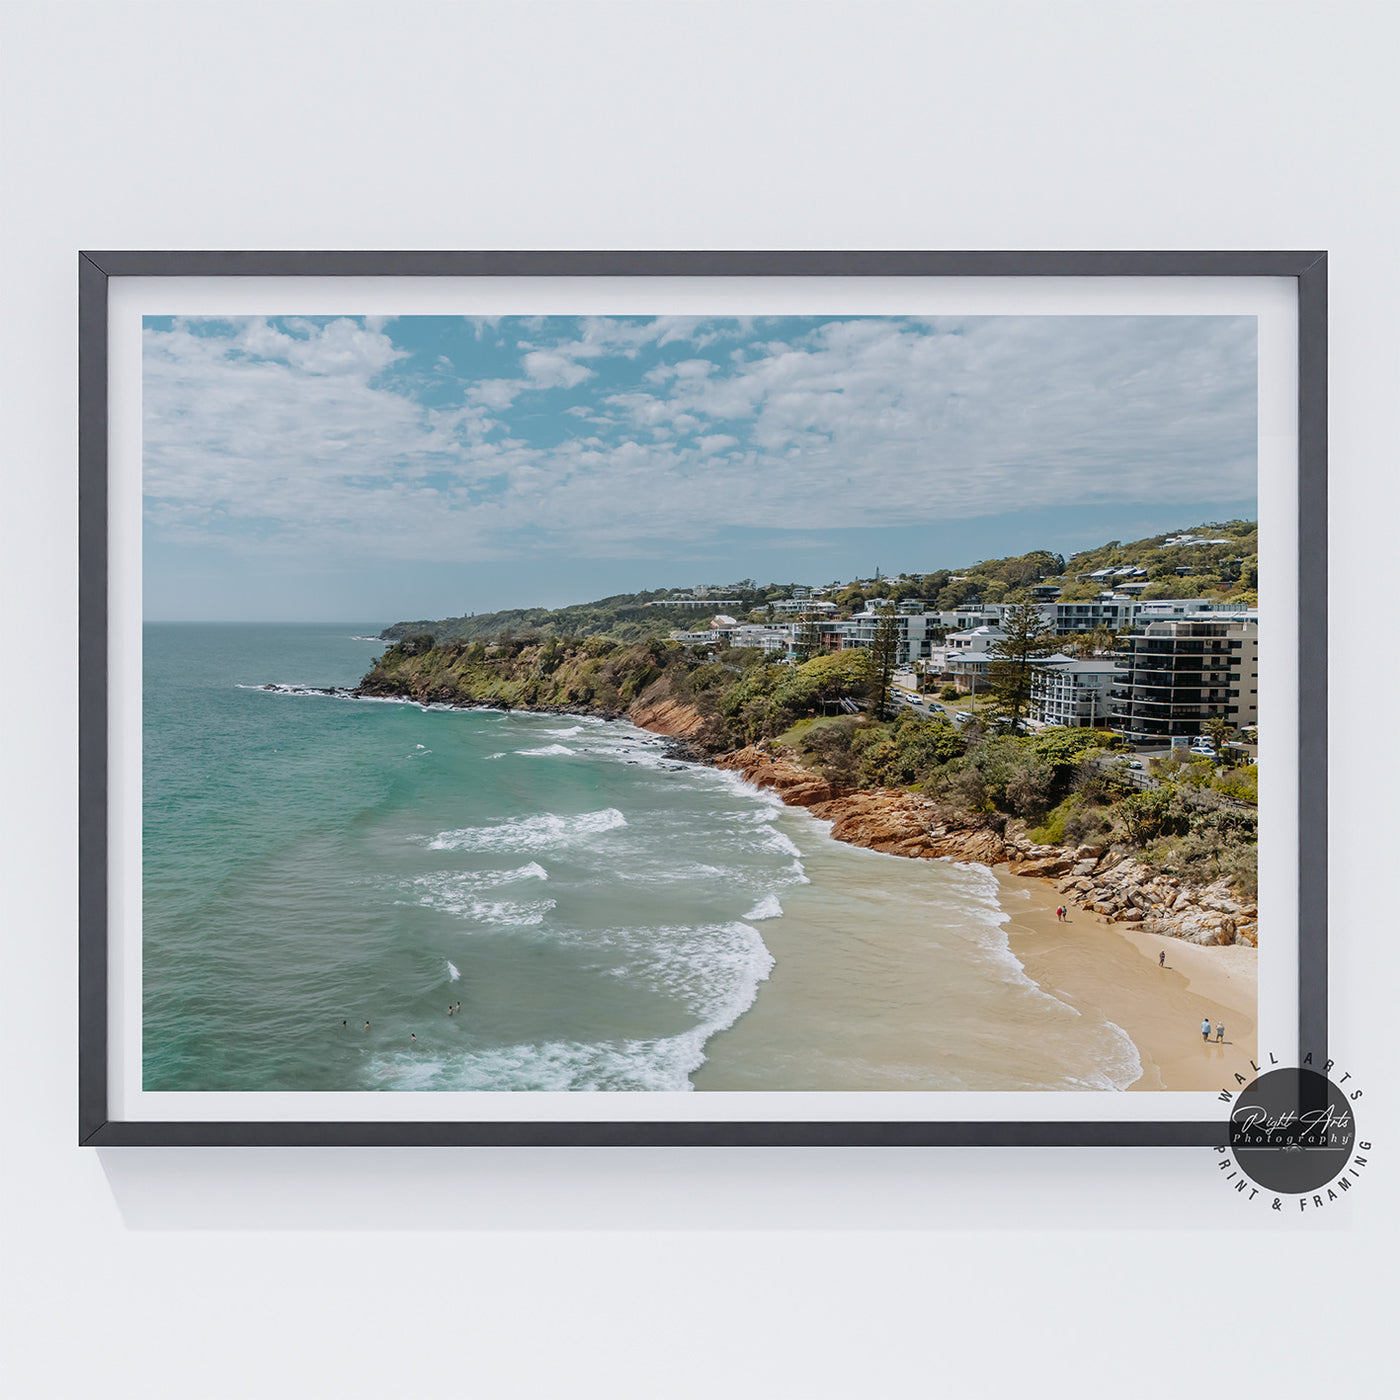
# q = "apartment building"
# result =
<box><xmin>1108</xmin><ymin>618</ymin><xmax>1259</xmax><ymax>745</ymax></box>
<box><xmin>840</xmin><ymin>609</ymin><xmax>940</xmax><ymax>664</ymax></box>
<box><xmin>1030</xmin><ymin>656</ymin><xmax>1118</xmax><ymax>728</ymax></box>
<box><xmin>769</xmin><ymin>597</ymin><xmax>838</xmax><ymax>615</ymax></box>
<box><xmin>1046</xmin><ymin>595</ymin><xmax>1256</xmax><ymax>636</ymax></box>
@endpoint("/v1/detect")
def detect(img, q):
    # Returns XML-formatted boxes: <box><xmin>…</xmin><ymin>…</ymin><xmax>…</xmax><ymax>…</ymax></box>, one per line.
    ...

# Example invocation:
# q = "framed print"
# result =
<box><xmin>78</xmin><ymin>250</ymin><xmax>1326</xmax><ymax>1146</ymax></box>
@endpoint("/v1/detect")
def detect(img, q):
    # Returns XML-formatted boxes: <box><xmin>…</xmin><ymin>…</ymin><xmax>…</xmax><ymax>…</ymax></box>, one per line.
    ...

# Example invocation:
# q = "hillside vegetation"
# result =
<box><xmin>358</xmin><ymin>632</ymin><xmax>1256</xmax><ymax>896</ymax></box>
<box><xmin>379</xmin><ymin>520</ymin><xmax>1257</xmax><ymax>644</ymax></box>
<box><xmin>1054</xmin><ymin>518</ymin><xmax>1257</xmax><ymax>603</ymax></box>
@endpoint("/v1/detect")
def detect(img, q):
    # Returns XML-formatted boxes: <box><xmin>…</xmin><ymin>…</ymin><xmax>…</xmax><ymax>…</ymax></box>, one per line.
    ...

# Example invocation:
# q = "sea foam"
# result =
<box><xmin>369</xmin><ymin>919</ymin><xmax>774</xmax><ymax>1092</ymax></box>
<box><xmin>744</xmin><ymin>894</ymin><xmax>784</xmax><ymax>921</ymax></box>
<box><xmin>425</xmin><ymin>808</ymin><xmax>627</xmax><ymax>853</ymax></box>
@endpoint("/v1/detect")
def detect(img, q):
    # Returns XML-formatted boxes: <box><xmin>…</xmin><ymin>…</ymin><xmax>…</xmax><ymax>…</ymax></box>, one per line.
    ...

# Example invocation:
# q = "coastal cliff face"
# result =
<box><xmin>713</xmin><ymin>747</ymin><xmax>1008</xmax><ymax>864</ymax></box>
<box><xmin>358</xmin><ymin>645</ymin><xmax>713</xmax><ymax>745</ymax></box>
<box><xmin>711</xmin><ymin>745</ymin><xmax>1257</xmax><ymax>947</ymax></box>
<box><xmin>625</xmin><ymin>690</ymin><xmax>709</xmax><ymax>741</ymax></box>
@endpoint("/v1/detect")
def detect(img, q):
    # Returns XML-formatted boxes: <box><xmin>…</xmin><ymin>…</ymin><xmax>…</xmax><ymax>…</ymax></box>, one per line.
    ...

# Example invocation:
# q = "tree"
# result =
<box><xmin>935</xmin><ymin>579</ymin><xmax>979</xmax><ymax>611</ymax></box>
<box><xmin>870</xmin><ymin>601</ymin><xmax>901</xmax><ymax>719</ymax></box>
<box><xmin>1056</xmin><ymin>579</ymin><xmax>1100</xmax><ymax>602</ymax></box>
<box><xmin>1203</xmin><ymin>716</ymin><xmax>1233</xmax><ymax>757</ymax></box>
<box><xmin>793</xmin><ymin>610</ymin><xmax>824</xmax><ymax>662</ymax></box>
<box><xmin>986</xmin><ymin>601</ymin><xmax>1058</xmax><ymax>735</ymax></box>
<box><xmin>775</xmin><ymin>649</ymin><xmax>874</xmax><ymax>715</ymax></box>
<box><xmin>1072</xmin><ymin>624</ymin><xmax>1120</xmax><ymax>658</ymax></box>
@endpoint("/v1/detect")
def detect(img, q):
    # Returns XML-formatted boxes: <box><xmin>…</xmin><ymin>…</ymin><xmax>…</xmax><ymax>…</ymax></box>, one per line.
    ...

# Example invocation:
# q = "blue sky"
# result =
<box><xmin>142</xmin><ymin>314</ymin><xmax>1258</xmax><ymax>622</ymax></box>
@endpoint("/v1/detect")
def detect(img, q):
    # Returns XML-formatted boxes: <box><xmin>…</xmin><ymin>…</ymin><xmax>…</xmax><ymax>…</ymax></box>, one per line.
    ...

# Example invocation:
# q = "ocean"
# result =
<box><xmin>143</xmin><ymin>624</ymin><xmax>1140</xmax><ymax>1092</ymax></box>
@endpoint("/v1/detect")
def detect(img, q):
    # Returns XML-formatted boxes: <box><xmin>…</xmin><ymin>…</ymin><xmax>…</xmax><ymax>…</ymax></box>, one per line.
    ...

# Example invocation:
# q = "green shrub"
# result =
<box><xmin>1117</xmin><ymin>787</ymin><xmax>1187</xmax><ymax>845</ymax></box>
<box><xmin>1214</xmin><ymin>764</ymin><xmax>1258</xmax><ymax>804</ymax></box>
<box><xmin>854</xmin><ymin>712</ymin><xmax>965</xmax><ymax>787</ymax></box>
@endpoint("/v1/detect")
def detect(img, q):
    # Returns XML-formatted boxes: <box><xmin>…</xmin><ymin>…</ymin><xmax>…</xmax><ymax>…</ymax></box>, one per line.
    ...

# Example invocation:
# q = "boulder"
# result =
<box><xmin>1008</xmin><ymin>856</ymin><xmax>1076</xmax><ymax>878</ymax></box>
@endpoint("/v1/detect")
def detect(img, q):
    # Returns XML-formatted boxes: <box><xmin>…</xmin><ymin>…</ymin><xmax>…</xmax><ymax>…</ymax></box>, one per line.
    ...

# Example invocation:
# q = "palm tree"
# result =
<box><xmin>1203</xmin><ymin>715</ymin><xmax>1234</xmax><ymax>759</ymax></box>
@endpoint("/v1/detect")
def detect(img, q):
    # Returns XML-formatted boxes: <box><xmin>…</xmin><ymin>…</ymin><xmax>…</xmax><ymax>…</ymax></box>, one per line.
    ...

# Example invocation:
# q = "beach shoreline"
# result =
<box><xmin>343</xmin><ymin>681</ymin><xmax>1260</xmax><ymax>1091</ymax></box>
<box><xmin>995</xmin><ymin>863</ymin><xmax>1257</xmax><ymax>1091</ymax></box>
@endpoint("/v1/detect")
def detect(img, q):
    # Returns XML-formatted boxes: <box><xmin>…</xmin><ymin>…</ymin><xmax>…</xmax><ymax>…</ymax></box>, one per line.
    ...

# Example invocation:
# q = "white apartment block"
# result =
<box><xmin>1030</xmin><ymin>656</ymin><xmax>1119</xmax><ymax>728</ymax></box>
<box><xmin>770</xmin><ymin>597</ymin><xmax>837</xmax><ymax>615</ymax></box>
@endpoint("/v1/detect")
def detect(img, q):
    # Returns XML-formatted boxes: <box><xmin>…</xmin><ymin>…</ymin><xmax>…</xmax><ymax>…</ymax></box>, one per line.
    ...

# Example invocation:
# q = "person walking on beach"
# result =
<box><xmin>1158</xmin><ymin>950</ymin><xmax>1165</xmax><ymax>967</ymax></box>
<box><xmin>1216</xmin><ymin>1022</ymin><xmax>1225</xmax><ymax>1043</ymax></box>
<box><xmin>1201</xmin><ymin>1016</ymin><xmax>1211</xmax><ymax>1041</ymax></box>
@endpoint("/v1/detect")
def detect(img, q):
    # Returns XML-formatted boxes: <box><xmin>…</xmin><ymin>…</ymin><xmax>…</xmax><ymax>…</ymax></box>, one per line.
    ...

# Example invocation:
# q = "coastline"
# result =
<box><xmin>699</xmin><ymin>740</ymin><xmax>1258</xmax><ymax>1091</ymax></box>
<box><xmin>994</xmin><ymin>864</ymin><xmax>1256</xmax><ymax>1091</ymax></box>
<box><xmin>348</xmin><ymin>678</ymin><xmax>1260</xmax><ymax>1091</ymax></box>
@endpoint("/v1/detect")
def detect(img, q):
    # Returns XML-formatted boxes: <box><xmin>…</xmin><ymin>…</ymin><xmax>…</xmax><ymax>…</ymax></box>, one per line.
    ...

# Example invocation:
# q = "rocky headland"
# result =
<box><xmin>712</xmin><ymin>745</ymin><xmax>1258</xmax><ymax>948</ymax></box>
<box><xmin>352</xmin><ymin>647</ymin><xmax>1256</xmax><ymax>950</ymax></box>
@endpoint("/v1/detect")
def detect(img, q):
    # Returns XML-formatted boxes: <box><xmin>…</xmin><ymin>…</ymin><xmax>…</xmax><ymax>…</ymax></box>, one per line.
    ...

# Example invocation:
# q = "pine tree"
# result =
<box><xmin>871</xmin><ymin>601</ymin><xmax>901</xmax><ymax>720</ymax></box>
<box><xmin>794</xmin><ymin>610</ymin><xmax>824</xmax><ymax>662</ymax></box>
<box><xmin>987</xmin><ymin>601</ymin><xmax>1058</xmax><ymax>734</ymax></box>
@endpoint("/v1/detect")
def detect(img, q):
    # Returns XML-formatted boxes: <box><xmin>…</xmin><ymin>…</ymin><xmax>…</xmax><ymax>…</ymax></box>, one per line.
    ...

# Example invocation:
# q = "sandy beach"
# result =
<box><xmin>697</xmin><ymin>806</ymin><xmax>1149</xmax><ymax>1092</ymax></box>
<box><xmin>996</xmin><ymin>864</ymin><xmax>1257</xmax><ymax>1091</ymax></box>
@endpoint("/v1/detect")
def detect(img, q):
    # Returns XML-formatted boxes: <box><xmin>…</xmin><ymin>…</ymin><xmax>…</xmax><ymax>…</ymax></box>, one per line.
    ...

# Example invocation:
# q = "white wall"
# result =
<box><xmin>1</xmin><ymin>3</ymin><xmax>1395</xmax><ymax>1395</ymax></box>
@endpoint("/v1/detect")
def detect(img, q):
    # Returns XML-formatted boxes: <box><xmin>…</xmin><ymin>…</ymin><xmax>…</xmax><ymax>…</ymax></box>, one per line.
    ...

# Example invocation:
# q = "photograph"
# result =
<box><xmin>140</xmin><ymin>309</ymin><xmax>1263</xmax><ymax>1096</ymax></box>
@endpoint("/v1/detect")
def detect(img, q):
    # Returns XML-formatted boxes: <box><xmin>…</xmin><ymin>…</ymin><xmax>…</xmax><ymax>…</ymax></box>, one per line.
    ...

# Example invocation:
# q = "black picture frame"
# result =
<box><xmin>78</xmin><ymin>249</ymin><xmax>1327</xmax><ymax>1147</ymax></box>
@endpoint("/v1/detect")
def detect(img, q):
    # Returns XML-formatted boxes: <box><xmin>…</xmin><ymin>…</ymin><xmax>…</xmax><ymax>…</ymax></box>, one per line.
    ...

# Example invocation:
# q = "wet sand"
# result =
<box><xmin>696</xmin><ymin>811</ymin><xmax>1146</xmax><ymax>1092</ymax></box>
<box><xmin>996</xmin><ymin>865</ymin><xmax>1257</xmax><ymax>1091</ymax></box>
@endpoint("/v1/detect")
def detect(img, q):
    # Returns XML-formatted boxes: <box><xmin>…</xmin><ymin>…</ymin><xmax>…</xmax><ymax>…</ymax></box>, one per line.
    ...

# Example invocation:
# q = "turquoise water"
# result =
<box><xmin>143</xmin><ymin>624</ymin><xmax>803</xmax><ymax>1090</ymax></box>
<box><xmin>143</xmin><ymin>624</ymin><xmax>1140</xmax><ymax>1092</ymax></box>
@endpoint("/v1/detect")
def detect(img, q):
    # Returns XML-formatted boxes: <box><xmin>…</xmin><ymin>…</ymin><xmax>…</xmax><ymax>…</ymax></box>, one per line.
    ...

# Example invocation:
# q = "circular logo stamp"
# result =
<box><xmin>1230</xmin><ymin>1066</ymin><xmax>1355</xmax><ymax>1192</ymax></box>
<box><xmin>1217</xmin><ymin>1056</ymin><xmax>1372</xmax><ymax>1211</ymax></box>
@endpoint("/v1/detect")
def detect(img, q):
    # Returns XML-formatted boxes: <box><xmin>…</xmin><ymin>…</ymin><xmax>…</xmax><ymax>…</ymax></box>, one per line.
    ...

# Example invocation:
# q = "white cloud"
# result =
<box><xmin>144</xmin><ymin>314</ymin><xmax>1257</xmax><ymax>571</ymax></box>
<box><xmin>695</xmin><ymin>434</ymin><xmax>739</xmax><ymax>454</ymax></box>
<box><xmin>520</xmin><ymin>349</ymin><xmax>593</xmax><ymax>389</ymax></box>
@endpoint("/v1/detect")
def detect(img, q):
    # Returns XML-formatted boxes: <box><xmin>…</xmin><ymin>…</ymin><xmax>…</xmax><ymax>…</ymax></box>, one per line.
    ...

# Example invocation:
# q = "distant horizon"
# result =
<box><xmin>143</xmin><ymin>313</ymin><xmax>1258</xmax><ymax>621</ymax></box>
<box><xmin>143</xmin><ymin>507</ymin><xmax>1257</xmax><ymax>626</ymax></box>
